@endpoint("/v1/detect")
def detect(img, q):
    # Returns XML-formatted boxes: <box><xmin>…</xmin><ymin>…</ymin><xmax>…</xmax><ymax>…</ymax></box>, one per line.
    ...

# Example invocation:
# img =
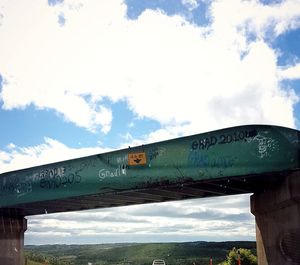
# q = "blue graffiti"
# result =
<box><xmin>148</xmin><ymin>147</ymin><xmax>166</xmax><ymax>161</ymax></box>
<box><xmin>188</xmin><ymin>152</ymin><xmax>235</xmax><ymax>169</ymax></box>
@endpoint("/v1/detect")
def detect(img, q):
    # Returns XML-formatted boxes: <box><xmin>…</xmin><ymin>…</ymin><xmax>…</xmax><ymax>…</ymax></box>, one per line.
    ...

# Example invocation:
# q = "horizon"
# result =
<box><xmin>24</xmin><ymin>239</ymin><xmax>257</xmax><ymax>246</ymax></box>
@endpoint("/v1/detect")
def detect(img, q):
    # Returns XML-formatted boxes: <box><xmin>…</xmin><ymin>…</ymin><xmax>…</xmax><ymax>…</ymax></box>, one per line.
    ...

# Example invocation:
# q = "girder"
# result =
<box><xmin>0</xmin><ymin>124</ymin><xmax>299</xmax><ymax>216</ymax></box>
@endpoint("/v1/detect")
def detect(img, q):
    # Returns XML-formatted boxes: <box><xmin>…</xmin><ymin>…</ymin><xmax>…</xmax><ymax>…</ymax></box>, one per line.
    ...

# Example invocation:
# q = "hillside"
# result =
<box><xmin>25</xmin><ymin>241</ymin><xmax>256</xmax><ymax>265</ymax></box>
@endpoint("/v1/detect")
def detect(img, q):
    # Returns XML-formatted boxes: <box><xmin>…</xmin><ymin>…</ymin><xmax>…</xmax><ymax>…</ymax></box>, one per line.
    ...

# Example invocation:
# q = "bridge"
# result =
<box><xmin>0</xmin><ymin>124</ymin><xmax>299</xmax><ymax>265</ymax></box>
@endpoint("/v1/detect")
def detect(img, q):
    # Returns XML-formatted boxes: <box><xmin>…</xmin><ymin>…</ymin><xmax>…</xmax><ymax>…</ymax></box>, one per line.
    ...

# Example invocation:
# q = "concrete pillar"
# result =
<box><xmin>0</xmin><ymin>210</ymin><xmax>27</xmax><ymax>265</ymax></box>
<box><xmin>250</xmin><ymin>172</ymin><xmax>300</xmax><ymax>265</ymax></box>
<box><xmin>254</xmin><ymin>222</ymin><xmax>268</xmax><ymax>265</ymax></box>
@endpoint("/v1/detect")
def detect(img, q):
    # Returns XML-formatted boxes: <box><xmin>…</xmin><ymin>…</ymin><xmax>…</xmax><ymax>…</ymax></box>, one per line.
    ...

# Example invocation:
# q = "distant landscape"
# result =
<box><xmin>25</xmin><ymin>241</ymin><xmax>256</xmax><ymax>265</ymax></box>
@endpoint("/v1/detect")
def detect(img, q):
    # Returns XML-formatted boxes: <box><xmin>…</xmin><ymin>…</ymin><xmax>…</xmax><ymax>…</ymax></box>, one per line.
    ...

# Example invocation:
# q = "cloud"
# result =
<box><xmin>48</xmin><ymin>0</ymin><xmax>64</xmax><ymax>7</ymax></box>
<box><xmin>181</xmin><ymin>0</ymin><xmax>199</xmax><ymax>11</ymax></box>
<box><xmin>0</xmin><ymin>73</ymin><xmax>3</xmax><ymax>90</ymax></box>
<box><xmin>0</xmin><ymin>0</ymin><xmax>299</xmax><ymax>139</ymax></box>
<box><xmin>210</xmin><ymin>0</ymin><xmax>300</xmax><ymax>38</ymax></box>
<box><xmin>279</xmin><ymin>63</ymin><xmax>300</xmax><ymax>80</ymax></box>
<box><xmin>125</xmin><ymin>195</ymin><xmax>253</xmax><ymax>221</ymax></box>
<box><xmin>0</xmin><ymin>137</ymin><xmax>111</xmax><ymax>173</ymax></box>
<box><xmin>26</xmin><ymin>195</ymin><xmax>255</xmax><ymax>244</ymax></box>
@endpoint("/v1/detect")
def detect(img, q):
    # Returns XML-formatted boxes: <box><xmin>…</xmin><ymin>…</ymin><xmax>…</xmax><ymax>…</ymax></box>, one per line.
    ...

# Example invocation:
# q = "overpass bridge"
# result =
<box><xmin>0</xmin><ymin>125</ymin><xmax>299</xmax><ymax>265</ymax></box>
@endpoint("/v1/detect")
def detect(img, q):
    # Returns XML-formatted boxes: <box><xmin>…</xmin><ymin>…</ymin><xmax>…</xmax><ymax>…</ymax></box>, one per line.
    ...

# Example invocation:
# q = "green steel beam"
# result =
<box><xmin>0</xmin><ymin>125</ymin><xmax>299</xmax><ymax>216</ymax></box>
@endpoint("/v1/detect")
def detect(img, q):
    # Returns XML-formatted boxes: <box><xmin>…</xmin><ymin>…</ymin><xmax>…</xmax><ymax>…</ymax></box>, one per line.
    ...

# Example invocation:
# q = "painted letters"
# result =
<box><xmin>188</xmin><ymin>152</ymin><xmax>235</xmax><ymax>169</ymax></box>
<box><xmin>39</xmin><ymin>166</ymin><xmax>81</xmax><ymax>189</ymax></box>
<box><xmin>98</xmin><ymin>166</ymin><xmax>127</xmax><ymax>181</ymax></box>
<box><xmin>191</xmin><ymin>129</ymin><xmax>257</xmax><ymax>150</ymax></box>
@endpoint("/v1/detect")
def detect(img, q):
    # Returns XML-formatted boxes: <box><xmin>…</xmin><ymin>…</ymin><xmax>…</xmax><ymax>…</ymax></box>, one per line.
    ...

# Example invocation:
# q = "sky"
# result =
<box><xmin>0</xmin><ymin>0</ymin><xmax>300</xmax><ymax>245</ymax></box>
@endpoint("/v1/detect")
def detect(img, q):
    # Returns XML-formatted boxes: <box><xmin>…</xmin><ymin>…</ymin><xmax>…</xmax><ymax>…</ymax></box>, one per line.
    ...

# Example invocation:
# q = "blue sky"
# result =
<box><xmin>0</xmin><ymin>0</ymin><xmax>300</xmax><ymax>245</ymax></box>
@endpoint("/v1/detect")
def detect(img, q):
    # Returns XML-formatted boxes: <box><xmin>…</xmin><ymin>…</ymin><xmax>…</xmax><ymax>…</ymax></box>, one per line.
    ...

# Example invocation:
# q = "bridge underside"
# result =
<box><xmin>0</xmin><ymin>171</ymin><xmax>287</xmax><ymax>217</ymax></box>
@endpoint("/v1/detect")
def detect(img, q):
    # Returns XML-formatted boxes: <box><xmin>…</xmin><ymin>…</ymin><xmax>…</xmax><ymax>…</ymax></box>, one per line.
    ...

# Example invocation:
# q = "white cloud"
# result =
<box><xmin>0</xmin><ymin>0</ymin><xmax>299</xmax><ymax>138</ymax></box>
<box><xmin>0</xmin><ymin>137</ymin><xmax>111</xmax><ymax>173</ymax></box>
<box><xmin>210</xmin><ymin>0</ymin><xmax>300</xmax><ymax>39</ymax></box>
<box><xmin>279</xmin><ymin>63</ymin><xmax>300</xmax><ymax>80</ymax></box>
<box><xmin>26</xmin><ymin>194</ymin><xmax>254</xmax><ymax>244</ymax></box>
<box><xmin>182</xmin><ymin>0</ymin><xmax>200</xmax><ymax>11</ymax></box>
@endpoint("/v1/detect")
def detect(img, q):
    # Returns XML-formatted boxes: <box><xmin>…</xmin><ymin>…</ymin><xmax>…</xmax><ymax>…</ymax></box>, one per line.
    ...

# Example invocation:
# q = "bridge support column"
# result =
<box><xmin>0</xmin><ymin>211</ymin><xmax>27</xmax><ymax>265</ymax></box>
<box><xmin>250</xmin><ymin>173</ymin><xmax>300</xmax><ymax>265</ymax></box>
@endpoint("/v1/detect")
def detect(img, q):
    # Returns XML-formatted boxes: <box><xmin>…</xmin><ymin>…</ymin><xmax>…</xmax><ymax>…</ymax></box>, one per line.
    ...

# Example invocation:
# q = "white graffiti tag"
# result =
<box><xmin>247</xmin><ymin>133</ymin><xmax>277</xmax><ymax>159</ymax></box>
<box><xmin>98</xmin><ymin>167</ymin><xmax>127</xmax><ymax>181</ymax></box>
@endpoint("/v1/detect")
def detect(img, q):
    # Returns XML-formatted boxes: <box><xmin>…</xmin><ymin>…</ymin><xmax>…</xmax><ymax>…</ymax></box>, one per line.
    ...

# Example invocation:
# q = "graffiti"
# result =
<box><xmin>117</xmin><ymin>155</ymin><xmax>128</xmax><ymax>164</ymax></box>
<box><xmin>0</xmin><ymin>174</ymin><xmax>32</xmax><ymax>197</ymax></box>
<box><xmin>80</xmin><ymin>158</ymin><xmax>97</xmax><ymax>170</ymax></box>
<box><xmin>98</xmin><ymin>166</ymin><xmax>127</xmax><ymax>181</ymax></box>
<box><xmin>39</xmin><ymin>166</ymin><xmax>81</xmax><ymax>189</ymax></box>
<box><xmin>38</xmin><ymin>167</ymin><xmax>65</xmax><ymax>179</ymax></box>
<box><xmin>148</xmin><ymin>147</ymin><xmax>166</xmax><ymax>161</ymax></box>
<box><xmin>191</xmin><ymin>129</ymin><xmax>257</xmax><ymax>150</ymax></box>
<box><xmin>247</xmin><ymin>134</ymin><xmax>277</xmax><ymax>159</ymax></box>
<box><xmin>188</xmin><ymin>152</ymin><xmax>235</xmax><ymax>169</ymax></box>
<box><xmin>191</xmin><ymin>136</ymin><xmax>218</xmax><ymax>150</ymax></box>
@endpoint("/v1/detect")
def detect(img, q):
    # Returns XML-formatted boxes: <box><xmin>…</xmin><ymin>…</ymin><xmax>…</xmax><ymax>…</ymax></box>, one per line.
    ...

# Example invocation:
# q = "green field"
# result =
<box><xmin>25</xmin><ymin>241</ymin><xmax>256</xmax><ymax>265</ymax></box>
